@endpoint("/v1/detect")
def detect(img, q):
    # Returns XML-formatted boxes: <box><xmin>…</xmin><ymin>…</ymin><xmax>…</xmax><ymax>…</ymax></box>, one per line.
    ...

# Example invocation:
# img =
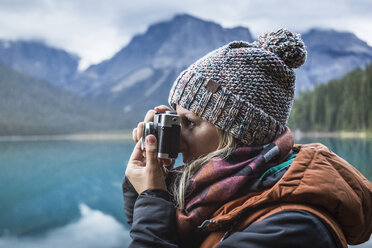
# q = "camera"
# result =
<box><xmin>141</xmin><ymin>111</ymin><xmax>181</xmax><ymax>159</ymax></box>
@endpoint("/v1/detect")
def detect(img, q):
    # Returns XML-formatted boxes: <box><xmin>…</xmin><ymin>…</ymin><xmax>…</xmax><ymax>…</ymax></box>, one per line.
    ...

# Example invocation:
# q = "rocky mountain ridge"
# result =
<box><xmin>1</xmin><ymin>14</ymin><xmax>372</xmax><ymax>124</ymax></box>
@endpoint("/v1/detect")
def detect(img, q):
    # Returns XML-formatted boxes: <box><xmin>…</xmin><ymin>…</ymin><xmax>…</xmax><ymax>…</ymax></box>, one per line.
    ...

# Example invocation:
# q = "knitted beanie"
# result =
<box><xmin>168</xmin><ymin>29</ymin><xmax>306</xmax><ymax>145</ymax></box>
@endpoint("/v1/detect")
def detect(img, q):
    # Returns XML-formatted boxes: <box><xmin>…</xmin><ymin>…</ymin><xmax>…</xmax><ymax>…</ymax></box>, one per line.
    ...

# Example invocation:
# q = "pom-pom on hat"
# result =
<box><xmin>168</xmin><ymin>28</ymin><xmax>306</xmax><ymax>145</ymax></box>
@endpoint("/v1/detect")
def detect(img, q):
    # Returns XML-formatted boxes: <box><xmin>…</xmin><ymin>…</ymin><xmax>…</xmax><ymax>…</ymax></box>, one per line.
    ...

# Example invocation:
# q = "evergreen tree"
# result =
<box><xmin>289</xmin><ymin>63</ymin><xmax>372</xmax><ymax>132</ymax></box>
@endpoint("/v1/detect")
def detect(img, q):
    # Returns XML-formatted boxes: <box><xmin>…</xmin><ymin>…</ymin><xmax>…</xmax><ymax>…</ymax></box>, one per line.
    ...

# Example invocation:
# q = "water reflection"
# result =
<box><xmin>0</xmin><ymin>138</ymin><xmax>371</xmax><ymax>248</ymax></box>
<box><xmin>0</xmin><ymin>204</ymin><xmax>131</xmax><ymax>248</ymax></box>
<box><xmin>0</xmin><ymin>140</ymin><xmax>132</xmax><ymax>237</ymax></box>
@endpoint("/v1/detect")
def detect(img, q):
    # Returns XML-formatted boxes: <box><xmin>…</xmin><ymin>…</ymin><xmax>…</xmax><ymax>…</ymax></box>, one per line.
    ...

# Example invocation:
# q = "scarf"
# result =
<box><xmin>172</xmin><ymin>128</ymin><xmax>294</xmax><ymax>245</ymax></box>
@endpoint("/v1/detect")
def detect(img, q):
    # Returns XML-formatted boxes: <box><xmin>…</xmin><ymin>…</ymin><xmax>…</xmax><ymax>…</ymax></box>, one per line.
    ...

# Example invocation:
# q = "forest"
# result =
<box><xmin>289</xmin><ymin>63</ymin><xmax>372</xmax><ymax>132</ymax></box>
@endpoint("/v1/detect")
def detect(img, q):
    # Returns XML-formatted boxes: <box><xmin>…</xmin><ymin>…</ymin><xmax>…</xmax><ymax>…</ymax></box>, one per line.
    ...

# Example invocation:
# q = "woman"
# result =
<box><xmin>123</xmin><ymin>29</ymin><xmax>372</xmax><ymax>248</ymax></box>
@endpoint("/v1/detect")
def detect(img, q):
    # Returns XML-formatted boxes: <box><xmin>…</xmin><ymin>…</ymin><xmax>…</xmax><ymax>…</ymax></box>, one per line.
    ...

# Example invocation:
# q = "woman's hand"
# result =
<box><xmin>131</xmin><ymin>105</ymin><xmax>173</xmax><ymax>169</ymax></box>
<box><xmin>125</xmin><ymin>135</ymin><xmax>167</xmax><ymax>194</ymax></box>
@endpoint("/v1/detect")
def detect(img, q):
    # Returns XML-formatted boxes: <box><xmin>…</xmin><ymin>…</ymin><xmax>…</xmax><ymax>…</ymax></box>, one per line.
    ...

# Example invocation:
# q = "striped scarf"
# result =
<box><xmin>173</xmin><ymin>128</ymin><xmax>294</xmax><ymax>245</ymax></box>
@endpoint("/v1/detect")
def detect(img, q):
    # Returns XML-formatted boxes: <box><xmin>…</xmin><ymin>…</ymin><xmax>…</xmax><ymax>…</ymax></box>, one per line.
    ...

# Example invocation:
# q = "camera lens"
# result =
<box><xmin>141</xmin><ymin>122</ymin><xmax>158</xmax><ymax>150</ymax></box>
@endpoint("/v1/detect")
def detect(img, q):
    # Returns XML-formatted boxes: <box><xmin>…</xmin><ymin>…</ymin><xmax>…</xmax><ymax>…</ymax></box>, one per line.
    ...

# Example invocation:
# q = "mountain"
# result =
<box><xmin>71</xmin><ymin>16</ymin><xmax>372</xmax><ymax>120</ymax></box>
<box><xmin>2</xmin><ymin>17</ymin><xmax>372</xmax><ymax>100</ymax></box>
<box><xmin>0</xmin><ymin>62</ymin><xmax>128</xmax><ymax>135</ymax></box>
<box><xmin>0</xmin><ymin>39</ymin><xmax>80</xmax><ymax>88</ymax></box>
<box><xmin>288</xmin><ymin>62</ymin><xmax>372</xmax><ymax>131</ymax></box>
<box><xmin>2</xmin><ymin>14</ymin><xmax>372</xmax><ymax>125</ymax></box>
<box><xmin>72</xmin><ymin>14</ymin><xmax>254</xmax><ymax>118</ymax></box>
<box><xmin>296</xmin><ymin>28</ymin><xmax>372</xmax><ymax>92</ymax></box>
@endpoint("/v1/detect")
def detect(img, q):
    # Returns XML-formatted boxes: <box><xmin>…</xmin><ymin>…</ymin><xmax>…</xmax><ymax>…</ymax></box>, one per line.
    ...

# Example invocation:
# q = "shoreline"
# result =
<box><xmin>0</xmin><ymin>130</ymin><xmax>371</xmax><ymax>142</ymax></box>
<box><xmin>292</xmin><ymin>130</ymin><xmax>372</xmax><ymax>139</ymax></box>
<box><xmin>0</xmin><ymin>132</ymin><xmax>133</xmax><ymax>142</ymax></box>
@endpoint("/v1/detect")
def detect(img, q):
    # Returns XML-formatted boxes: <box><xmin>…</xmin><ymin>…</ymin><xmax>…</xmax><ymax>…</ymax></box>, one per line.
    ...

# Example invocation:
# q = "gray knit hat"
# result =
<box><xmin>168</xmin><ymin>29</ymin><xmax>306</xmax><ymax>145</ymax></box>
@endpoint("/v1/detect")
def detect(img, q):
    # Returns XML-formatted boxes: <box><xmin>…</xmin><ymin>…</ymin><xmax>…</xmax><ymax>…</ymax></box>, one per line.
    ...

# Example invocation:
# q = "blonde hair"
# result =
<box><xmin>172</xmin><ymin>128</ymin><xmax>241</xmax><ymax>210</ymax></box>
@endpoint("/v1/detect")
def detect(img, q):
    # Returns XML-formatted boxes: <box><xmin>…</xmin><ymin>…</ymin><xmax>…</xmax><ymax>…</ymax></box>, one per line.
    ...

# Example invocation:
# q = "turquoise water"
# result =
<box><xmin>0</xmin><ymin>140</ymin><xmax>133</xmax><ymax>247</ymax></box>
<box><xmin>0</xmin><ymin>138</ymin><xmax>371</xmax><ymax>247</ymax></box>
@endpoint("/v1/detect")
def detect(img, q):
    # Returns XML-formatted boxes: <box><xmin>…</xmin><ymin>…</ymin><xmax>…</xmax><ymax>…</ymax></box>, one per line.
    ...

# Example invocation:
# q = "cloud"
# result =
<box><xmin>0</xmin><ymin>204</ymin><xmax>131</xmax><ymax>248</ymax></box>
<box><xmin>0</xmin><ymin>0</ymin><xmax>371</xmax><ymax>69</ymax></box>
<box><xmin>0</xmin><ymin>0</ymin><xmax>132</xmax><ymax>69</ymax></box>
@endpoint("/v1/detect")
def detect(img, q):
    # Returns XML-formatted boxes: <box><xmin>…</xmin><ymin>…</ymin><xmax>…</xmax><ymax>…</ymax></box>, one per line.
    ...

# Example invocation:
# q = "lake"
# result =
<box><xmin>0</xmin><ymin>137</ymin><xmax>371</xmax><ymax>248</ymax></box>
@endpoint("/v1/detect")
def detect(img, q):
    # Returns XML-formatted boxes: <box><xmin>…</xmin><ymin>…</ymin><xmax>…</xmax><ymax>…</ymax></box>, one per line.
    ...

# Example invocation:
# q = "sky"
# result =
<box><xmin>0</xmin><ymin>0</ymin><xmax>371</xmax><ymax>70</ymax></box>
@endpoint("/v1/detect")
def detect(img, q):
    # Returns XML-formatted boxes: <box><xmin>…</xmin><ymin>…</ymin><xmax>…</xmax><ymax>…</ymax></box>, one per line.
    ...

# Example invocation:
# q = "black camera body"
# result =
<box><xmin>141</xmin><ymin>111</ymin><xmax>180</xmax><ymax>159</ymax></box>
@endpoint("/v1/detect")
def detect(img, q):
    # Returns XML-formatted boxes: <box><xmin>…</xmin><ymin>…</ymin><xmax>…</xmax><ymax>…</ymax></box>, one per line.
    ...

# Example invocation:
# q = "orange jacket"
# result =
<box><xmin>199</xmin><ymin>143</ymin><xmax>372</xmax><ymax>248</ymax></box>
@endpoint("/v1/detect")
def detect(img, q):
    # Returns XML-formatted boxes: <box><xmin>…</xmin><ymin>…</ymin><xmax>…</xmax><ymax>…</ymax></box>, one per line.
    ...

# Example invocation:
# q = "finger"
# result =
<box><xmin>144</xmin><ymin>110</ymin><xmax>156</xmax><ymax>123</ymax></box>
<box><xmin>145</xmin><ymin>135</ymin><xmax>159</xmax><ymax>169</ymax></box>
<box><xmin>144</xmin><ymin>135</ymin><xmax>167</xmax><ymax>192</ymax></box>
<box><xmin>154</xmin><ymin>105</ymin><xmax>171</xmax><ymax>113</ymax></box>
<box><xmin>129</xmin><ymin>140</ymin><xmax>144</xmax><ymax>163</ymax></box>
<box><xmin>132</xmin><ymin>127</ymin><xmax>137</xmax><ymax>142</ymax></box>
<box><xmin>136</xmin><ymin>122</ymin><xmax>144</xmax><ymax>142</ymax></box>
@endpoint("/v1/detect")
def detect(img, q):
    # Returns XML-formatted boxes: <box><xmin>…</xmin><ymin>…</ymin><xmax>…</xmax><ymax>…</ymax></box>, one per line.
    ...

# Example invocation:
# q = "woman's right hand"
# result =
<box><xmin>131</xmin><ymin>105</ymin><xmax>174</xmax><ymax>171</ymax></box>
<box><xmin>132</xmin><ymin>105</ymin><xmax>172</xmax><ymax>142</ymax></box>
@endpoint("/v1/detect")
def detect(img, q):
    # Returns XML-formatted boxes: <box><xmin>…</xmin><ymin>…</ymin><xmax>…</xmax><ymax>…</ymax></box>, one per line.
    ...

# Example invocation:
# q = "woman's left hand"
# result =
<box><xmin>125</xmin><ymin>135</ymin><xmax>167</xmax><ymax>194</ymax></box>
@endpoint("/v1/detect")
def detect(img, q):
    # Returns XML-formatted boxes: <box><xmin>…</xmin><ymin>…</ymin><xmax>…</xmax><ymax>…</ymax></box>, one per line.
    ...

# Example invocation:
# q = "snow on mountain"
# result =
<box><xmin>111</xmin><ymin>67</ymin><xmax>154</xmax><ymax>93</ymax></box>
<box><xmin>2</xmin><ymin>14</ymin><xmax>372</xmax><ymax>122</ymax></box>
<box><xmin>144</xmin><ymin>69</ymin><xmax>171</xmax><ymax>97</ymax></box>
<box><xmin>73</xmin><ymin>14</ymin><xmax>254</xmax><ymax>117</ymax></box>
